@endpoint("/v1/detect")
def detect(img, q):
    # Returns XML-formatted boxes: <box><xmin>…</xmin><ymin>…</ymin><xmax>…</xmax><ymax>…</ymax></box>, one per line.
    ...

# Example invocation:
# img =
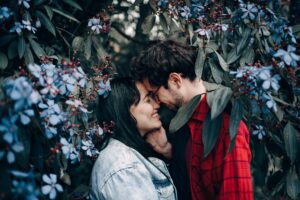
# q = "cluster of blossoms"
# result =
<box><xmin>87</xmin><ymin>12</ymin><xmax>110</xmax><ymax>34</ymax></box>
<box><xmin>0</xmin><ymin>60</ymin><xmax>98</xmax><ymax>199</ymax></box>
<box><xmin>231</xmin><ymin>65</ymin><xmax>281</xmax><ymax>139</ymax></box>
<box><xmin>156</xmin><ymin>0</ymin><xmax>230</xmax><ymax>40</ymax></box>
<box><xmin>0</xmin><ymin>6</ymin><xmax>13</xmax><ymax>22</ymax></box>
<box><xmin>10</xmin><ymin>19</ymin><xmax>41</xmax><ymax>35</ymax></box>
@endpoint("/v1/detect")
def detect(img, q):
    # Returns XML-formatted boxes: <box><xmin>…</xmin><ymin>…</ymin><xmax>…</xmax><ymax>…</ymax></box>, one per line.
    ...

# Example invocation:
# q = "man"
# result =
<box><xmin>131</xmin><ymin>40</ymin><xmax>253</xmax><ymax>200</ymax></box>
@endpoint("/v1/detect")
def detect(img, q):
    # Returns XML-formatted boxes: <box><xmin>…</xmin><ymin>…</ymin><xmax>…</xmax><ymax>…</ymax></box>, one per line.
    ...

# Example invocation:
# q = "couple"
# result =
<box><xmin>90</xmin><ymin>40</ymin><xmax>253</xmax><ymax>200</ymax></box>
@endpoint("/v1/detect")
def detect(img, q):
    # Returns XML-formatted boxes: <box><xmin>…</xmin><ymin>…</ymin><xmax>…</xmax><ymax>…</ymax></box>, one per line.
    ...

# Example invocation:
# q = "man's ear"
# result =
<box><xmin>168</xmin><ymin>73</ymin><xmax>182</xmax><ymax>88</ymax></box>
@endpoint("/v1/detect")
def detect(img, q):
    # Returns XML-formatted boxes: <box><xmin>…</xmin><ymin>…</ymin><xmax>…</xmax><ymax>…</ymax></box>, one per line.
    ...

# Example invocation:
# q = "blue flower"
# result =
<box><xmin>98</xmin><ymin>80</ymin><xmax>111</xmax><ymax>97</ymax></box>
<box><xmin>179</xmin><ymin>6</ymin><xmax>191</xmax><ymax>20</ymax></box>
<box><xmin>22</xmin><ymin>20</ymin><xmax>37</xmax><ymax>34</ymax></box>
<box><xmin>81</xmin><ymin>139</ymin><xmax>99</xmax><ymax>157</ymax></box>
<box><xmin>66</xmin><ymin>99</ymin><xmax>88</xmax><ymax>113</ymax></box>
<box><xmin>59</xmin><ymin>74</ymin><xmax>76</xmax><ymax>95</ymax></box>
<box><xmin>191</xmin><ymin>2</ymin><xmax>204</xmax><ymax>18</ymax></box>
<box><xmin>40</xmin><ymin>77</ymin><xmax>59</xmax><ymax>97</ymax></box>
<box><xmin>0</xmin><ymin>142</ymin><xmax>24</xmax><ymax>163</ymax></box>
<box><xmin>10</xmin><ymin>22</ymin><xmax>23</xmax><ymax>35</ymax></box>
<box><xmin>157</xmin><ymin>0</ymin><xmax>168</xmax><ymax>8</ymax></box>
<box><xmin>3</xmin><ymin>77</ymin><xmax>40</xmax><ymax>111</ymax></box>
<box><xmin>240</xmin><ymin>3</ymin><xmax>258</xmax><ymax>20</ymax></box>
<box><xmin>258</xmin><ymin>69</ymin><xmax>281</xmax><ymax>91</ymax></box>
<box><xmin>60</xmin><ymin>138</ymin><xmax>80</xmax><ymax>163</ymax></box>
<box><xmin>72</xmin><ymin>67</ymin><xmax>86</xmax><ymax>88</ymax></box>
<box><xmin>39</xmin><ymin>100</ymin><xmax>63</xmax><ymax>126</ymax></box>
<box><xmin>41</xmin><ymin>174</ymin><xmax>63</xmax><ymax>200</ymax></box>
<box><xmin>88</xmin><ymin>18</ymin><xmax>103</xmax><ymax>34</ymax></box>
<box><xmin>11</xmin><ymin>170</ymin><xmax>38</xmax><ymax>200</ymax></box>
<box><xmin>274</xmin><ymin>45</ymin><xmax>300</xmax><ymax>67</ymax></box>
<box><xmin>0</xmin><ymin>7</ymin><xmax>12</xmax><ymax>21</ymax></box>
<box><xmin>252</xmin><ymin>125</ymin><xmax>266</xmax><ymax>140</ymax></box>
<box><xmin>0</xmin><ymin>115</ymin><xmax>18</xmax><ymax>144</ymax></box>
<box><xmin>18</xmin><ymin>0</ymin><xmax>30</xmax><ymax>9</ymax></box>
<box><xmin>262</xmin><ymin>93</ymin><xmax>277</xmax><ymax>112</ymax></box>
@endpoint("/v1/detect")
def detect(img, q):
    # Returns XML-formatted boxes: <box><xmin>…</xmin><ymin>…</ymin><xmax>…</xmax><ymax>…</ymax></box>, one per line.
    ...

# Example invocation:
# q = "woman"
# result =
<box><xmin>90</xmin><ymin>77</ymin><xmax>176</xmax><ymax>200</ymax></box>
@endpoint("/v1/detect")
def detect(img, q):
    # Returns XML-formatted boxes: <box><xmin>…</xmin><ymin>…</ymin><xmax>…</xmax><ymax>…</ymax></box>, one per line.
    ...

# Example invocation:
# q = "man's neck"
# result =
<box><xmin>183</xmin><ymin>79</ymin><xmax>206</xmax><ymax>105</ymax></box>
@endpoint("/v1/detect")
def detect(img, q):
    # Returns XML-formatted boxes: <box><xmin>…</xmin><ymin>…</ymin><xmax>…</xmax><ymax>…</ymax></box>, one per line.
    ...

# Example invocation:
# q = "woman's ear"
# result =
<box><xmin>168</xmin><ymin>73</ymin><xmax>182</xmax><ymax>88</ymax></box>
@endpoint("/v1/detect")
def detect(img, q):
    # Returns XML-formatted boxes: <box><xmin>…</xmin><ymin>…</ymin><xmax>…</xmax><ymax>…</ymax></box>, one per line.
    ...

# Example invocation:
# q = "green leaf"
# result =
<box><xmin>212</xmin><ymin>49</ymin><xmax>229</xmax><ymax>71</ymax></box>
<box><xmin>169</xmin><ymin>95</ymin><xmax>201</xmax><ymax>133</ymax></box>
<box><xmin>228</xmin><ymin>99</ymin><xmax>243</xmax><ymax>153</ymax></box>
<box><xmin>35</xmin><ymin>11</ymin><xmax>56</xmax><ymax>36</ymax></box>
<box><xmin>63</xmin><ymin>0</ymin><xmax>83</xmax><ymax>10</ymax></box>
<box><xmin>72</xmin><ymin>36</ymin><xmax>84</xmax><ymax>50</ymax></box>
<box><xmin>286</xmin><ymin>166</ymin><xmax>300</xmax><ymax>199</ymax></box>
<box><xmin>229</xmin><ymin>99</ymin><xmax>243</xmax><ymax>140</ymax></box>
<box><xmin>52</xmin><ymin>8</ymin><xmax>80</xmax><ymax>23</ymax></box>
<box><xmin>24</xmin><ymin>45</ymin><xmax>34</xmax><ymax>65</ymax></box>
<box><xmin>18</xmin><ymin>36</ymin><xmax>26</xmax><ymax>58</ymax></box>
<box><xmin>239</xmin><ymin>48</ymin><xmax>254</xmax><ymax>67</ymax></box>
<box><xmin>208</xmin><ymin>59</ymin><xmax>223</xmax><ymax>84</ymax></box>
<box><xmin>195</xmin><ymin>47</ymin><xmax>206</xmax><ymax>78</ymax></box>
<box><xmin>142</xmin><ymin>15</ymin><xmax>156</xmax><ymax>34</ymax></box>
<box><xmin>43</xmin><ymin>5</ymin><xmax>53</xmax><ymax>20</ymax></box>
<box><xmin>206</xmin><ymin>87</ymin><xmax>232</xmax><ymax>119</ymax></box>
<box><xmin>203</xmin><ymin>111</ymin><xmax>223</xmax><ymax>157</ymax></box>
<box><xmin>236</xmin><ymin>28</ymin><xmax>251</xmax><ymax>54</ymax></box>
<box><xmin>0</xmin><ymin>35</ymin><xmax>17</xmax><ymax>47</ymax></box>
<box><xmin>28</xmin><ymin>37</ymin><xmax>45</xmax><ymax>57</ymax></box>
<box><xmin>84</xmin><ymin>35</ymin><xmax>92</xmax><ymax>60</ymax></box>
<box><xmin>92</xmin><ymin>36</ymin><xmax>108</xmax><ymax>59</ymax></box>
<box><xmin>159</xmin><ymin>13</ymin><xmax>169</xmax><ymax>33</ymax></box>
<box><xmin>227</xmin><ymin>47</ymin><xmax>241</xmax><ymax>64</ymax></box>
<box><xmin>33</xmin><ymin>0</ymin><xmax>47</xmax><ymax>6</ymax></box>
<box><xmin>0</xmin><ymin>52</ymin><xmax>8</xmax><ymax>70</ymax></box>
<box><xmin>8</xmin><ymin>41</ymin><xmax>18</xmax><ymax>59</ymax></box>
<box><xmin>283</xmin><ymin>123</ymin><xmax>298</xmax><ymax>164</ymax></box>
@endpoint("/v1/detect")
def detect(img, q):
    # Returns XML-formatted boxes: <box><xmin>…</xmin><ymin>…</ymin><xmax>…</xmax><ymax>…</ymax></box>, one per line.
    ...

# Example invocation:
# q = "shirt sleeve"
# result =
<box><xmin>216</xmin><ymin>119</ymin><xmax>254</xmax><ymax>200</ymax></box>
<box><xmin>98</xmin><ymin>164</ymin><xmax>160</xmax><ymax>200</ymax></box>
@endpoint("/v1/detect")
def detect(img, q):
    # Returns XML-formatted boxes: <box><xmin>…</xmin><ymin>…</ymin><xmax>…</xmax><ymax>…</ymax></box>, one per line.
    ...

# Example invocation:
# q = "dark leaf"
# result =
<box><xmin>52</xmin><ymin>8</ymin><xmax>80</xmax><ymax>23</ymax></box>
<box><xmin>84</xmin><ymin>35</ymin><xmax>92</xmax><ymax>60</ymax></box>
<box><xmin>195</xmin><ymin>47</ymin><xmax>206</xmax><ymax>78</ymax></box>
<box><xmin>8</xmin><ymin>41</ymin><xmax>18</xmax><ymax>59</ymax></box>
<box><xmin>36</xmin><ymin>11</ymin><xmax>56</xmax><ymax>36</ymax></box>
<box><xmin>203</xmin><ymin>111</ymin><xmax>222</xmax><ymax>157</ymax></box>
<box><xmin>72</xmin><ymin>36</ymin><xmax>84</xmax><ymax>50</ymax></box>
<box><xmin>142</xmin><ymin>15</ymin><xmax>156</xmax><ymax>34</ymax></box>
<box><xmin>43</xmin><ymin>5</ymin><xmax>53</xmax><ymax>20</ymax></box>
<box><xmin>228</xmin><ymin>99</ymin><xmax>243</xmax><ymax>153</ymax></box>
<box><xmin>206</xmin><ymin>86</ymin><xmax>232</xmax><ymax>119</ymax></box>
<box><xmin>18</xmin><ymin>36</ymin><xmax>26</xmax><ymax>58</ymax></box>
<box><xmin>208</xmin><ymin>59</ymin><xmax>223</xmax><ymax>84</ymax></box>
<box><xmin>284</xmin><ymin>123</ymin><xmax>299</xmax><ymax>164</ymax></box>
<box><xmin>0</xmin><ymin>52</ymin><xmax>8</xmax><ymax>69</ymax></box>
<box><xmin>287</xmin><ymin>166</ymin><xmax>300</xmax><ymax>199</ymax></box>
<box><xmin>169</xmin><ymin>95</ymin><xmax>201</xmax><ymax>133</ymax></box>
<box><xmin>24</xmin><ymin>45</ymin><xmax>34</xmax><ymax>65</ymax></box>
<box><xmin>28</xmin><ymin>37</ymin><xmax>46</xmax><ymax>57</ymax></box>
<box><xmin>63</xmin><ymin>0</ymin><xmax>83</xmax><ymax>11</ymax></box>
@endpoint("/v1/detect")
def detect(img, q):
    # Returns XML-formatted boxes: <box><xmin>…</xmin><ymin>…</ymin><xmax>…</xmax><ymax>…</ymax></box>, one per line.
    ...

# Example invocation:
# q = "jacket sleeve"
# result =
<box><xmin>97</xmin><ymin>164</ymin><xmax>159</xmax><ymax>200</ymax></box>
<box><xmin>216</xmin><ymin>120</ymin><xmax>254</xmax><ymax>200</ymax></box>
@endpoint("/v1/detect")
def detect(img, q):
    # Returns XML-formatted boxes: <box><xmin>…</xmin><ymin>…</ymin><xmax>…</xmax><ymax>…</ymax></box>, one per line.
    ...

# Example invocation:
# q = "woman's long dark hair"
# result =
<box><xmin>96</xmin><ymin>77</ymin><xmax>163</xmax><ymax>159</ymax></box>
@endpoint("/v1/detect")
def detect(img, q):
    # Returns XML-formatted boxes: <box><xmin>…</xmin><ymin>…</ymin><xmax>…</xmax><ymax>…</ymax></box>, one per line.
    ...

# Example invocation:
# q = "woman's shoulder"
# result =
<box><xmin>92</xmin><ymin>139</ymin><xmax>142</xmax><ymax>175</ymax></box>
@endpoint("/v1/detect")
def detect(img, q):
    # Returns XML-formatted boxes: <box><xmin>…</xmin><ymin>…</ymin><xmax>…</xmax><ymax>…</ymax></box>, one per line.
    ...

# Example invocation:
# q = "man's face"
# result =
<box><xmin>143</xmin><ymin>79</ymin><xmax>183</xmax><ymax>111</ymax></box>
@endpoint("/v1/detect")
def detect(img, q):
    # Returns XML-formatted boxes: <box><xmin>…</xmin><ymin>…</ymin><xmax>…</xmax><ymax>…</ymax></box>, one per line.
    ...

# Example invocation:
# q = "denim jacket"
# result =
<box><xmin>90</xmin><ymin>138</ymin><xmax>177</xmax><ymax>200</ymax></box>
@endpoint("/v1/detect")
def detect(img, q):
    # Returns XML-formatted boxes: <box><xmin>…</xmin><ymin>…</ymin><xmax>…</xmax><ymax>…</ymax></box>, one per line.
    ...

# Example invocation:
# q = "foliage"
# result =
<box><xmin>0</xmin><ymin>0</ymin><xmax>299</xmax><ymax>199</ymax></box>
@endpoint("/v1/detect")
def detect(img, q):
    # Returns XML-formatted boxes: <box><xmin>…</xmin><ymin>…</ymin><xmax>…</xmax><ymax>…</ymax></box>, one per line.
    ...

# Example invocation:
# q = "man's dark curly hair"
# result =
<box><xmin>131</xmin><ymin>40</ymin><xmax>197</xmax><ymax>88</ymax></box>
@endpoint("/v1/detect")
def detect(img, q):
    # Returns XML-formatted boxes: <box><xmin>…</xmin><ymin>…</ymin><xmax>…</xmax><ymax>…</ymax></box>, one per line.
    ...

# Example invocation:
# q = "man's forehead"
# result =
<box><xmin>142</xmin><ymin>79</ymin><xmax>157</xmax><ymax>92</ymax></box>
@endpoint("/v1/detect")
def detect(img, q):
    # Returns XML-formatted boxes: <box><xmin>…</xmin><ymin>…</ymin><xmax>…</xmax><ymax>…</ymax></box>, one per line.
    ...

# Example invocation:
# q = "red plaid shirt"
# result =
<box><xmin>187</xmin><ymin>95</ymin><xmax>253</xmax><ymax>200</ymax></box>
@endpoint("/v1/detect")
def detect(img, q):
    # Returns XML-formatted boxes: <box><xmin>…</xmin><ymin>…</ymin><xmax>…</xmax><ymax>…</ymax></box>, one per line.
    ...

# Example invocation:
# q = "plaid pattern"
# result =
<box><xmin>187</xmin><ymin>95</ymin><xmax>253</xmax><ymax>200</ymax></box>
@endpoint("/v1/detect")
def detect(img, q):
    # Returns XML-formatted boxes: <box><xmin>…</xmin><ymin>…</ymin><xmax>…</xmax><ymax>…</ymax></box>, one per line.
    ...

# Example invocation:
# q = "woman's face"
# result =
<box><xmin>130</xmin><ymin>82</ymin><xmax>162</xmax><ymax>137</ymax></box>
